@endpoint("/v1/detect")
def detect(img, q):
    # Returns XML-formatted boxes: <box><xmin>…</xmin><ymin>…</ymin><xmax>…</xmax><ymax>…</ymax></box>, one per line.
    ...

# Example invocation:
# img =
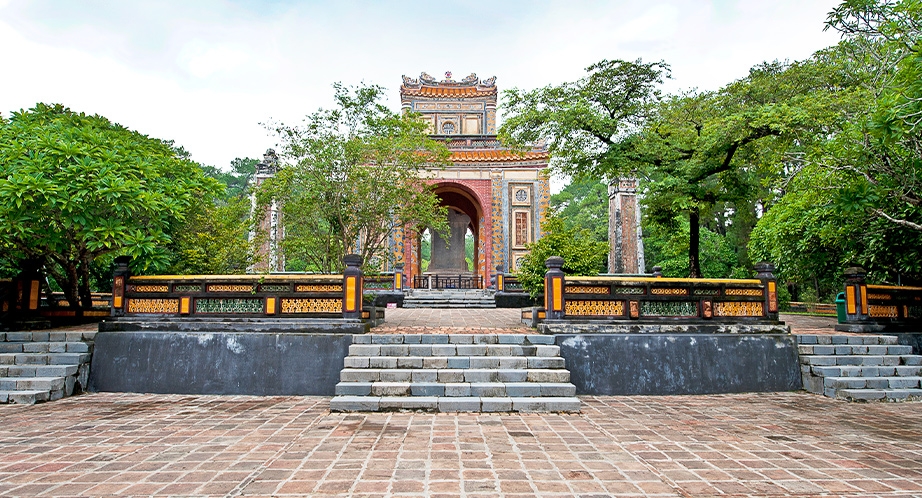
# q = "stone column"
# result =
<box><xmin>111</xmin><ymin>256</ymin><xmax>131</xmax><ymax>317</ymax></box>
<box><xmin>428</xmin><ymin>209</ymin><xmax>471</xmax><ymax>274</ymax></box>
<box><xmin>342</xmin><ymin>254</ymin><xmax>363</xmax><ymax>320</ymax></box>
<box><xmin>755</xmin><ymin>262</ymin><xmax>779</xmax><ymax>321</ymax></box>
<box><xmin>544</xmin><ymin>256</ymin><xmax>566</xmax><ymax>320</ymax></box>
<box><xmin>609</xmin><ymin>178</ymin><xmax>645</xmax><ymax>274</ymax></box>
<box><xmin>843</xmin><ymin>267</ymin><xmax>869</xmax><ymax>322</ymax></box>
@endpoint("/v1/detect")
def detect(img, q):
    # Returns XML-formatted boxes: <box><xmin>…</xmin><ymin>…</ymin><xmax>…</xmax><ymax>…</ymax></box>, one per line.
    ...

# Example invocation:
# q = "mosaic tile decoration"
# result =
<box><xmin>490</xmin><ymin>172</ymin><xmax>506</xmax><ymax>271</ymax></box>
<box><xmin>565</xmin><ymin>300</ymin><xmax>625</xmax><ymax>316</ymax></box>
<box><xmin>650</xmin><ymin>288</ymin><xmax>689</xmax><ymax>296</ymax></box>
<box><xmin>365</xmin><ymin>281</ymin><xmax>393</xmax><ymax>290</ymax></box>
<box><xmin>174</xmin><ymin>284</ymin><xmax>202</xmax><ymax>293</ymax></box>
<box><xmin>206</xmin><ymin>284</ymin><xmax>255</xmax><ymax>293</ymax></box>
<box><xmin>195</xmin><ymin>298</ymin><xmax>264</xmax><ymax>314</ymax></box>
<box><xmin>867</xmin><ymin>293</ymin><xmax>892</xmax><ymax>300</ymax></box>
<box><xmin>713</xmin><ymin>301</ymin><xmax>764</xmax><ymax>317</ymax></box>
<box><xmin>869</xmin><ymin>305</ymin><xmax>899</xmax><ymax>318</ymax></box>
<box><xmin>692</xmin><ymin>288</ymin><xmax>720</xmax><ymax>296</ymax></box>
<box><xmin>280</xmin><ymin>298</ymin><xmax>342</xmax><ymax>314</ymax></box>
<box><xmin>565</xmin><ymin>286</ymin><xmax>610</xmax><ymax>295</ymax></box>
<box><xmin>127</xmin><ymin>298</ymin><xmax>179</xmax><ymax>314</ymax></box>
<box><xmin>295</xmin><ymin>284</ymin><xmax>343</xmax><ymax>292</ymax></box>
<box><xmin>907</xmin><ymin>306</ymin><xmax>922</xmax><ymax>319</ymax></box>
<box><xmin>641</xmin><ymin>301</ymin><xmax>697</xmax><ymax>317</ymax></box>
<box><xmin>724</xmin><ymin>288</ymin><xmax>764</xmax><ymax>297</ymax></box>
<box><xmin>128</xmin><ymin>285</ymin><xmax>169</xmax><ymax>293</ymax></box>
<box><xmin>258</xmin><ymin>284</ymin><xmax>290</xmax><ymax>292</ymax></box>
<box><xmin>613</xmin><ymin>286</ymin><xmax>645</xmax><ymax>295</ymax></box>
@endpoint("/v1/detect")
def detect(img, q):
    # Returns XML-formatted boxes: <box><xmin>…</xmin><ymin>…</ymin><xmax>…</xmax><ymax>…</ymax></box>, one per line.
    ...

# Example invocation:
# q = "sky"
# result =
<box><xmin>0</xmin><ymin>0</ymin><xmax>843</xmax><ymax>171</ymax></box>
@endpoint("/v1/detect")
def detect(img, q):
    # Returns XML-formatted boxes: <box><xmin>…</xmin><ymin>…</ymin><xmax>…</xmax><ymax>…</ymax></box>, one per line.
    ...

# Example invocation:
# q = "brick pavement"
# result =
<box><xmin>0</xmin><ymin>392</ymin><xmax>920</xmax><ymax>497</ymax></box>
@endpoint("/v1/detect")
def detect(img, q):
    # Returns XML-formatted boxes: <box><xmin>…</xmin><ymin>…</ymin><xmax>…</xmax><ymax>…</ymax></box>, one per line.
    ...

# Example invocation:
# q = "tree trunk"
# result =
<box><xmin>78</xmin><ymin>258</ymin><xmax>93</xmax><ymax>308</ymax></box>
<box><xmin>688</xmin><ymin>208</ymin><xmax>702</xmax><ymax>278</ymax></box>
<box><xmin>60</xmin><ymin>261</ymin><xmax>81</xmax><ymax>308</ymax></box>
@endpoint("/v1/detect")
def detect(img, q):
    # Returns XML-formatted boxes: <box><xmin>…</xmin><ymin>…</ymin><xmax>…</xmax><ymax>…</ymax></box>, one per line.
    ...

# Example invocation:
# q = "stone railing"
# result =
<box><xmin>412</xmin><ymin>274</ymin><xmax>483</xmax><ymax>290</ymax></box>
<box><xmin>838</xmin><ymin>267</ymin><xmax>922</xmax><ymax>332</ymax></box>
<box><xmin>539</xmin><ymin>257</ymin><xmax>779</xmax><ymax>323</ymax></box>
<box><xmin>496</xmin><ymin>273</ymin><xmax>524</xmax><ymax>293</ymax></box>
<box><xmin>111</xmin><ymin>254</ymin><xmax>368</xmax><ymax>320</ymax></box>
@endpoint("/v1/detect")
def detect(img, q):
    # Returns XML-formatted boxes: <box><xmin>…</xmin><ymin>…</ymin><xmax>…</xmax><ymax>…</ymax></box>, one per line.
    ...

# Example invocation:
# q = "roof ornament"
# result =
<box><xmin>256</xmin><ymin>148</ymin><xmax>279</xmax><ymax>175</ymax></box>
<box><xmin>480</xmin><ymin>76</ymin><xmax>497</xmax><ymax>88</ymax></box>
<box><xmin>419</xmin><ymin>72</ymin><xmax>437</xmax><ymax>85</ymax></box>
<box><xmin>401</xmin><ymin>75</ymin><xmax>419</xmax><ymax>87</ymax></box>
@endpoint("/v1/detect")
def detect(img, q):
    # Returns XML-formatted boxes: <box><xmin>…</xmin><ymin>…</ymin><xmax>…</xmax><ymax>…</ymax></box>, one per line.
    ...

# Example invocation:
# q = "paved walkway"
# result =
<box><xmin>0</xmin><ymin>392</ymin><xmax>920</xmax><ymax>497</ymax></box>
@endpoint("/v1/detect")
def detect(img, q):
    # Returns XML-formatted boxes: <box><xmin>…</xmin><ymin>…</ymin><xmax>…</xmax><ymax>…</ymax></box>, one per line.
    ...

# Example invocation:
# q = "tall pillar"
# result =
<box><xmin>608</xmin><ymin>178</ymin><xmax>645</xmax><ymax>274</ymax></box>
<box><xmin>427</xmin><ymin>208</ymin><xmax>472</xmax><ymax>275</ymax></box>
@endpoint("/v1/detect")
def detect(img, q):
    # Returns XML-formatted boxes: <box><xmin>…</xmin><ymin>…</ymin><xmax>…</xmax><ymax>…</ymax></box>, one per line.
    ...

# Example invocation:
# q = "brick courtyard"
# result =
<box><xmin>0</xmin><ymin>391</ymin><xmax>920</xmax><ymax>497</ymax></box>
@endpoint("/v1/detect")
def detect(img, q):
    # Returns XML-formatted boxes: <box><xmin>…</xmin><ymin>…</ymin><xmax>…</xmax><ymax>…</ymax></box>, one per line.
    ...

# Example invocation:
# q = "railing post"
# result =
<box><xmin>843</xmin><ymin>266</ymin><xmax>869</xmax><ymax>323</ymax></box>
<box><xmin>427</xmin><ymin>275</ymin><xmax>433</xmax><ymax>290</ymax></box>
<box><xmin>111</xmin><ymin>256</ymin><xmax>131</xmax><ymax>317</ymax></box>
<box><xmin>754</xmin><ymin>262</ymin><xmax>778</xmax><ymax>321</ymax></box>
<box><xmin>496</xmin><ymin>265</ymin><xmax>505</xmax><ymax>292</ymax></box>
<box><xmin>544</xmin><ymin>256</ymin><xmax>566</xmax><ymax>320</ymax></box>
<box><xmin>393</xmin><ymin>263</ymin><xmax>404</xmax><ymax>292</ymax></box>
<box><xmin>13</xmin><ymin>258</ymin><xmax>43</xmax><ymax>315</ymax></box>
<box><xmin>343</xmin><ymin>254</ymin><xmax>363</xmax><ymax>320</ymax></box>
<box><xmin>652</xmin><ymin>266</ymin><xmax>663</xmax><ymax>278</ymax></box>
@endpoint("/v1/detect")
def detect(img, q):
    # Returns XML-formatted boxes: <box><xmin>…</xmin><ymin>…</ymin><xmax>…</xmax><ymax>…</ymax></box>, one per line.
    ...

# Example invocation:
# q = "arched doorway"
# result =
<box><xmin>412</xmin><ymin>182</ymin><xmax>488</xmax><ymax>287</ymax></box>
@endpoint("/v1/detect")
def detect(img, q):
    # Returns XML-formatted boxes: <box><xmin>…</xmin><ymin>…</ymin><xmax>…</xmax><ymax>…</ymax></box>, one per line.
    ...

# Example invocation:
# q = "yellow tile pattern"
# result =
<box><xmin>565</xmin><ymin>300</ymin><xmax>624</xmax><ymax>316</ymax></box>
<box><xmin>713</xmin><ymin>301</ymin><xmax>764</xmax><ymax>317</ymax></box>
<box><xmin>280</xmin><ymin>298</ymin><xmax>342</xmax><ymax>314</ymax></box>
<box><xmin>295</xmin><ymin>284</ymin><xmax>343</xmax><ymax>292</ymax></box>
<box><xmin>127</xmin><ymin>298</ymin><xmax>179</xmax><ymax>314</ymax></box>
<box><xmin>724</xmin><ymin>288</ymin><xmax>763</xmax><ymax>297</ymax></box>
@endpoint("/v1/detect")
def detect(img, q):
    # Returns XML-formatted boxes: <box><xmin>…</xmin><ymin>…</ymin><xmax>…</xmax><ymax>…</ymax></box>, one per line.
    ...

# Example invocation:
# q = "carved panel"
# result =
<box><xmin>703</xmin><ymin>300</ymin><xmax>713</xmax><ymax>318</ymax></box>
<box><xmin>867</xmin><ymin>293</ymin><xmax>892</xmax><ymax>300</ymax></box>
<box><xmin>650</xmin><ymin>288</ymin><xmax>689</xmax><ymax>296</ymax></box>
<box><xmin>724</xmin><ymin>288</ymin><xmax>764</xmax><ymax>297</ymax></box>
<box><xmin>565</xmin><ymin>285</ymin><xmax>609</xmax><ymax>294</ymax></box>
<box><xmin>207</xmin><ymin>284</ymin><xmax>254</xmax><ymax>293</ymax></box>
<box><xmin>692</xmin><ymin>288</ymin><xmax>720</xmax><ymax>296</ymax></box>
<box><xmin>614</xmin><ymin>286</ymin><xmax>645</xmax><ymax>295</ymax></box>
<box><xmin>195</xmin><ymin>298</ymin><xmax>263</xmax><ymax>314</ymax></box>
<box><xmin>281</xmin><ymin>298</ymin><xmax>342</xmax><ymax>313</ymax></box>
<box><xmin>513</xmin><ymin>210</ymin><xmax>530</xmax><ymax>249</ymax></box>
<box><xmin>641</xmin><ymin>301</ymin><xmax>697</xmax><ymax>316</ymax></box>
<box><xmin>629</xmin><ymin>300</ymin><xmax>639</xmax><ymax>318</ymax></box>
<box><xmin>258</xmin><ymin>284</ymin><xmax>290</xmax><ymax>292</ymax></box>
<box><xmin>565</xmin><ymin>300</ymin><xmax>624</xmax><ymax>316</ymax></box>
<box><xmin>127</xmin><ymin>298</ymin><xmax>179</xmax><ymax>314</ymax></box>
<box><xmin>128</xmin><ymin>284</ymin><xmax>169</xmax><ymax>293</ymax></box>
<box><xmin>713</xmin><ymin>301</ymin><xmax>764</xmax><ymax>317</ymax></box>
<box><xmin>295</xmin><ymin>284</ymin><xmax>343</xmax><ymax>292</ymax></box>
<box><xmin>869</xmin><ymin>305</ymin><xmax>898</xmax><ymax>318</ymax></box>
<box><xmin>174</xmin><ymin>284</ymin><xmax>202</xmax><ymax>293</ymax></box>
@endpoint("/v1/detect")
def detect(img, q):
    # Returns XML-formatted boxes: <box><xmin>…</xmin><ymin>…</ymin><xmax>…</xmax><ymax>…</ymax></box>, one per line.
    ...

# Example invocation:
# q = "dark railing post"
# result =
<box><xmin>393</xmin><ymin>263</ymin><xmax>404</xmax><ymax>292</ymax></box>
<box><xmin>13</xmin><ymin>258</ymin><xmax>43</xmax><ymax>317</ymax></box>
<box><xmin>496</xmin><ymin>265</ymin><xmax>505</xmax><ymax>292</ymax></box>
<box><xmin>844</xmin><ymin>266</ymin><xmax>869</xmax><ymax>323</ymax></box>
<box><xmin>111</xmin><ymin>256</ymin><xmax>131</xmax><ymax>317</ymax></box>
<box><xmin>652</xmin><ymin>266</ymin><xmax>663</xmax><ymax>278</ymax></box>
<box><xmin>343</xmin><ymin>254</ymin><xmax>363</xmax><ymax>319</ymax></box>
<box><xmin>545</xmin><ymin>256</ymin><xmax>566</xmax><ymax>320</ymax></box>
<box><xmin>755</xmin><ymin>262</ymin><xmax>778</xmax><ymax>320</ymax></box>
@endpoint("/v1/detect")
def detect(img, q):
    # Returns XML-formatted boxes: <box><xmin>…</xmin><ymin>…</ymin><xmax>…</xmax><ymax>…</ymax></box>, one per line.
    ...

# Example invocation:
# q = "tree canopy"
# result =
<box><xmin>257</xmin><ymin>83</ymin><xmax>451</xmax><ymax>273</ymax></box>
<box><xmin>0</xmin><ymin>103</ymin><xmax>220</xmax><ymax>306</ymax></box>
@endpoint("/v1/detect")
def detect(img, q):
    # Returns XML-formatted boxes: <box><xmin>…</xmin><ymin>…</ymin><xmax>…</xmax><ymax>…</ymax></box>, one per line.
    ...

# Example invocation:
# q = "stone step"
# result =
<box><xmin>823</xmin><ymin>376</ymin><xmax>922</xmax><ymax>390</ymax></box>
<box><xmin>403</xmin><ymin>303</ymin><xmax>496</xmax><ymax>309</ymax></box>
<box><xmin>1</xmin><ymin>331</ymin><xmax>97</xmax><ymax>342</ymax></box>
<box><xmin>0</xmin><ymin>376</ymin><xmax>66</xmax><ymax>392</ymax></box>
<box><xmin>343</xmin><ymin>356</ymin><xmax>565</xmax><ymax>369</ymax></box>
<box><xmin>335</xmin><ymin>381</ymin><xmax>576</xmax><ymax>397</ymax></box>
<box><xmin>330</xmin><ymin>396</ymin><xmax>580</xmax><ymax>413</ymax></box>
<box><xmin>800</xmin><ymin>355</ymin><xmax>922</xmax><ymax>367</ymax></box>
<box><xmin>0</xmin><ymin>342</ymin><xmax>92</xmax><ymax>354</ymax></box>
<box><xmin>353</xmin><ymin>334</ymin><xmax>555</xmax><ymax>345</ymax></box>
<box><xmin>340</xmin><ymin>368</ymin><xmax>570</xmax><ymax>383</ymax></box>
<box><xmin>797</xmin><ymin>344</ymin><xmax>912</xmax><ymax>356</ymax></box>
<box><xmin>796</xmin><ymin>334</ymin><xmax>898</xmax><ymax>345</ymax></box>
<box><xmin>835</xmin><ymin>388</ymin><xmax>922</xmax><ymax>402</ymax></box>
<box><xmin>347</xmin><ymin>344</ymin><xmax>560</xmax><ymax>357</ymax></box>
<box><xmin>0</xmin><ymin>352</ymin><xmax>90</xmax><ymax>366</ymax></box>
<box><xmin>808</xmin><ymin>365</ymin><xmax>922</xmax><ymax>378</ymax></box>
<box><xmin>0</xmin><ymin>364</ymin><xmax>80</xmax><ymax>377</ymax></box>
<box><xmin>0</xmin><ymin>390</ymin><xmax>53</xmax><ymax>404</ymax></box>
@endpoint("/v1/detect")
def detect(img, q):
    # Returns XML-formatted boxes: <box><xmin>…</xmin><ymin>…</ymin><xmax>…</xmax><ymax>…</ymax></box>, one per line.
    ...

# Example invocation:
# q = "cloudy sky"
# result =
<box><xmin>0</xmin><ymin>0</ymin><xmax>842</xmax><ymax>170</ymax></box>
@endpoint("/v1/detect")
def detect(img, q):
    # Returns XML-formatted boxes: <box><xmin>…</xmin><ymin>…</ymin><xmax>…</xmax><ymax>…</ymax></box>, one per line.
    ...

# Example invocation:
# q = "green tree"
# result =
<box><xmin>551</xmin><ymin>176</ymin><xmax>609</xmax><ymax>245</ymax></box>
<box><xmin>515</xmin><ymin>216</ymin><xmax>607</xmax><ymax>296</ymax></box>
<box><xmin>0</xmin><ymin>103</ymin><xmax>220</xmax><ymax>306</ymax></box>
<box><xmin>258</xmin><ymin>83</ymin><xmax>450</xmax><ymax>273</ymax></box>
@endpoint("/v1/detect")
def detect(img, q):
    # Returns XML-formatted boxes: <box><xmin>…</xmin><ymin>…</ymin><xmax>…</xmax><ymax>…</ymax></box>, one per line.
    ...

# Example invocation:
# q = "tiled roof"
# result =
<box><xmin>449</xmin><ymin>149</ymin><xmax>549</xmax><ymax>163</ymax></box>
<box><xmin>401</xmin><ymin>85</ymin><xmax>497</xmax><ymax>97</ymax></box>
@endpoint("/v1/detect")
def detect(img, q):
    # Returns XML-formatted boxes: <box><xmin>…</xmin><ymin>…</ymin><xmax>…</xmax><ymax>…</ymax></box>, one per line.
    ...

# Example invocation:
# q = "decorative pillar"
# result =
<box><xmin>111</xmin><ymin>256</ymin><xmax>131</xmax><ymax>317</ymax></box>
<box><xmin>393</xmin><ymin>263</ymin><xmax>404</xmax><ymax>292</ymax></box>
<box><xmin>843</xmin><ymin>267</ymin><xmax>869</xmax><ymax>322</ymax></box>
<box><xmin>342</xmin><ymin>254</ymin><xmax>363</xmax><ymax>320</ymax></box>
<box><xmin>652</xmin><ymin>266</ymin><xmax>663</xmax><ymax>278</ymax></box>
<box><xmin>544</xmin><ymin>256</ymin><xmax>566</xmax><ymax>320</ymax></box>
<box><xmin>755</xmin><ymin>262</ymin><xmax>779</xmax><ymax>321</ymax></box>
<box><xmin>608</xmin><ymin>178</ymin><xmax>645</xmax><ymax>274</ymax></box>
<box><xmin>14</xmin><ymin>258</ymin><xmax>43</xmax><ymax>314</ymax></box>
<box><xmin>496</xmin><ymin>264</ymin><xmax>505</xmax><ymax>292</ymax></box>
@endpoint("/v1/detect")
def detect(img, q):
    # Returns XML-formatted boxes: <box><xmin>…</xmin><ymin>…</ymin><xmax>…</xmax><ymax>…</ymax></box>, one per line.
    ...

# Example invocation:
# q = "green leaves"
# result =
<box><xmin>515</xmin><ymin>216</ymin><xmax>607</xmax><ymax>296</ymax></box>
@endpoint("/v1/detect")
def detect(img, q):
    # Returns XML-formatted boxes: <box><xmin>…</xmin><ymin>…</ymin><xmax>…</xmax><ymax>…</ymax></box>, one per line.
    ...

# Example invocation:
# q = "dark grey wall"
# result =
<box><xmin>89</xmin><ymin>332</ymin><xmax>352</xmax><ymax>395</ymax></box>
<box><xmin>556</xmin><ymin>333</ymin><xmax>801</xmax><ymax>395</ymax></box>
<box><xmin>888</xmin><ymin>332</ymin><xmax>922</xmax><ymax>354</ymax></box>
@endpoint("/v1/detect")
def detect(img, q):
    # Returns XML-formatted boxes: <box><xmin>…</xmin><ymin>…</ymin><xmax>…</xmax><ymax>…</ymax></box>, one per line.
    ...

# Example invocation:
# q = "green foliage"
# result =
<box><xmin>644</xmin><ymin>216</ymin><xmax>749</xmax><ymax>278</ymax></box>
<box><xmin>515</xmin><ymin>216</ymin><xmax>607</xmax><ymax>296</ymax></box>
<box><xmin>258</xmin><ymin>83</ymin><xmax>450</xmax><ymax>273</ymax></box>
<box><xmin>551</xmin><ymin>176</ymin><xmax>609</xmax><ymax>245</ymax></box>
<box><xmin>0</xmin><ymin>103</ymin><xmax>220</xmax><ymax>306</ymax></box>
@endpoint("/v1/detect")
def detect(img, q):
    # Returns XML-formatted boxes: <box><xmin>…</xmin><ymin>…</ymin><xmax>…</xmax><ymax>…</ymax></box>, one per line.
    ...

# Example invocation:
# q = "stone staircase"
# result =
<box><xmin>403</xmin><ymin>289</ymin><xmax>496</xmax><ymax>308</ymax></box>
<box><xmin>330</xmin><ymin>333</ymin><xmax>580</xmax><ymax>412</ymax></box>
<box><xmin>0</xmin><ymin>330</ymin><xmax>94</xmax><ymax>404</ymax></box>
<box><xmin>798</xmin><ymin>334</ymin><xmax>922</xmax><ymax>402</ymax></box>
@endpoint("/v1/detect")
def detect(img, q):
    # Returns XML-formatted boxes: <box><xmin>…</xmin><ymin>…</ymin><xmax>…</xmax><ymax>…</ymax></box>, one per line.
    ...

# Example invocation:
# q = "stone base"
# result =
<box><xmin>89</xmin><ymin>331</ymin><xmax>353</xmax><ymax>395</ymax></box>
<box><xmin>100</xmin><ymin>316</ymin><xmax>371</xmax><ymax>334</ymax></box>
<box><xmin>555</xmin><ymin>333</ymin><xmax>801</xmax><ymax>395</ymax></box>
<box><xmin>494</xmin><ymin>292</ymin><xmax>538</xmax><ymax>309</ymax></box>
